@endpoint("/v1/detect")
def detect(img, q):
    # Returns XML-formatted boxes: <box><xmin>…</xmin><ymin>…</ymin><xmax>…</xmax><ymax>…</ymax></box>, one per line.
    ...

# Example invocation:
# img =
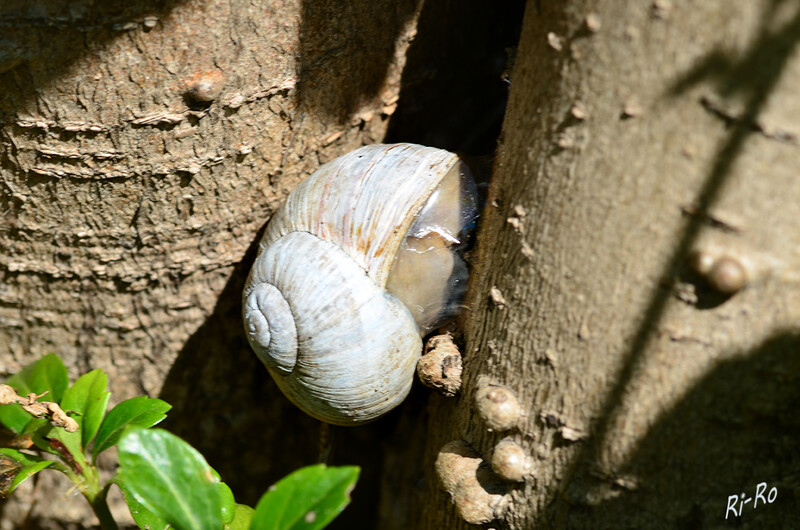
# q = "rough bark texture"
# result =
<box><xmin>421</xmin><ymin>0</ymin><xmax>800</xmax><ymax>528</ymax></box>
<box><xmin>7</xmin><ymin>0</ymin><xmax>796</xmax><ymax>529</ymax></box>
<box><xmin>0</xmin><ymin>0</ymin><xmax>521</xmax><ymax>528</ymax></box>
<box><xmin>0</xmin><ymin>0</ymin><xmax>418</xmax><ymax>527</ymax></box>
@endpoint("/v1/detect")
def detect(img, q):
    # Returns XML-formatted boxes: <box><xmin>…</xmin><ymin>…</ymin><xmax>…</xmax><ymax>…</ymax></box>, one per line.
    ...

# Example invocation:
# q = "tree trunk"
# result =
<box><xmin>0</xmin><ymin>0</ymin><xmax>419</xmax><ymax>526</ymax></box>
<box><xmin>421</xmin><ymin>0</ymin><xmax>800</xmax><ymax>528</ymax></box>
<box><xmin>0</xmin><ymin>0</ymin><xmax>520</xmax><ymax>528</ymax></box>
<box><xmin>5</xmin><ymin>0</ymin><xmax>797</xmax><ymax>529</ymax></box>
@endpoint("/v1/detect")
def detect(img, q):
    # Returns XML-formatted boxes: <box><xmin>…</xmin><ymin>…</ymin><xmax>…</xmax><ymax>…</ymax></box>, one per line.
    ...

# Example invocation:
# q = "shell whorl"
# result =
<box><xmin>243</xmin><ymin>282</ymin><xmax>297</xmax><ymax>374</ymax></box>
<box><xmin>261</xmin><ymin>143</ymin><xmax>460</xmax><ymax>288</ymax></box>
<box><xmin>243</xmin><ymin>143</ymin><xmax>465</xmax><ymax>425</ymax></box>
<box><xmin>244</xmin><ymin>232</ymin><xmax>421</xmax><ymax>424</ymax></box>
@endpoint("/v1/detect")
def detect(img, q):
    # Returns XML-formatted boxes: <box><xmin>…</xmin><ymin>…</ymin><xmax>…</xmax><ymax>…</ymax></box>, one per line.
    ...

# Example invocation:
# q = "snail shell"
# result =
<box><xmin>243</xmin><ymin>143</ymin><xmax>478</xmax><ymax>425</ymax></box>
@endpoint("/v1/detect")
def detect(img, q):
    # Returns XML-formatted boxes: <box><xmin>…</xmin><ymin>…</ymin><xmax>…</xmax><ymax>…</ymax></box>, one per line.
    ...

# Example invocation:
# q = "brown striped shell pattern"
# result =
<box><xmin>243</xmin><ymin>143</ymin><xmax>478</xmax><ymax>425</ymax></box>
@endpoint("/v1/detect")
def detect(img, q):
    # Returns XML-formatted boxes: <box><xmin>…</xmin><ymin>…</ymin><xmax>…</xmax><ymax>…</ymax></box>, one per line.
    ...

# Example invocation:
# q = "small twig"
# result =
<box><xmin>680</xmin><ymin>203</ymin><xmax>742</xmax><ymax>234</ymax></box>
<box><xmin>0</xmin><ymin>384</ymin><xmax>78</xmax><ymax>432</ymax></box>
<box><xmin>700</xmin><ymin>94</ymin><xmax>798</xmax><ymax>144</ymax></box>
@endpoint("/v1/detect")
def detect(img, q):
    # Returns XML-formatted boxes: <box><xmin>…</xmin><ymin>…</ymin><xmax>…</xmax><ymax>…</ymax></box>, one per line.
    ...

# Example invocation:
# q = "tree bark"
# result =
<box><xmin>0</xmin><ymin>0</ymin><xmax>421</xmax><ymax>526</ymax></box>
<box><xmin>422</xmin><ymin>0</ymin><xmax>800</xmax><ymax>528</ymax></box>
<box><xmin>5</xmin><ymin>0</ymin><xmax>797</xmax><ymax>529</ymax></box>
<box><xmin>0</xmin><ymin>0</ymin><xmax>520</xmax><ymax>528</ymax></box>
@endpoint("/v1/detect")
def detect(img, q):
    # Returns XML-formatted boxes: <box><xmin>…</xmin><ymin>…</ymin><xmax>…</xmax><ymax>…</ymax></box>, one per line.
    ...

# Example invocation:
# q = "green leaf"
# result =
<box><xmin>35</xmin><ymin>413</ymin><xmax>89</xmax><ymax>474</ymax></box>
<box><xmin>39</xmin><ymin>369</ymin><xmax>112</xmax><ymax>471</ymax></box>
<box><xmin>92</xmin><ymin>396</ymin><xmax>171</xmax><ymax>460</ymax></box>
<box><xmin>117</xmin><ymin>428</ymin><xmax>221</xmax><ymax>530</ymax></box>
<box><xmin>1</xmin><ymin>371</ymin><xmax>32</xmax><ymax>397</ymax></box>
<box><xmin>0</xmin><ymin>354</ymin><xmax>68</xmax><ymax>434</ymax></box>
<box><xmin>219</xmin><ymin>480</ymin><xmax>236</xmax><ymax>524</ymax></box>
<box><xmin>112</xmin><ymin>475</ymin><xmax>170</xmax><ymax>530</ymax></box>
<box><xmin>26</xmin><ymin>354</ymin><xmax>68</xmax><ymax>403</ymax></box>
<box><xmin>0</xmin><ymin>448</ymin><xmax>55</xmax><ymax>497</ymax></box>
<box><xmin>250</xmin><ymin>465</ymin><xmax>359</xmax><ymax>530</ymax></box>
<box><xmin>0</xmin><ymin>400</ymin><xmax>31</xmax><ymax>435</ymax></box>
<box><xmin>208</xmin><ymin>466</ymin><xmax>236</xmax><ymax>524</ymax></box>
<box><xmin>59</xmin><ymin>369</ymin><xmax>110</xmax><ymax>450</ymax></box>
<box><xmin>227</xmin><ymin>505</ymin><xmax>255</xmax><ymax>530</ymax></box>
<box><xmin>206</xmin><ymin>467</ymin><xmax>237</xmax><ymax>524</ymax></box>
<box><xmin>28</xmin><ymin>419</ymin><xmax>64</xmax><ymax>456</ymax></box>
<box><xmin>0</xmin><ymin>375</ymin><xmax>31</xmax><ymax>433</ymax></box>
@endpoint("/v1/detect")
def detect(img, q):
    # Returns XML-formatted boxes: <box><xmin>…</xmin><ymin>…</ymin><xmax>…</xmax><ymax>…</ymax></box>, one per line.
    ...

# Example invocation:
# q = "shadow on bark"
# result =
<box><xmin>561</xmin><ymin>331</ymin><xmax>800</xmax><ymax>528</ymax></box>
<box><xmin>295</xmin><ymin>0</ymin><xmax>524</xmax><ymax>150</ymax></box>
<box><xmin>0</xmin><ymin>0</ymin><xmax>184</xmax><ymax>115</ymax></box>
<box><xmin>156</xmin><ymin>201</ymin><xmax>424</xmax><ymax>530</ymax></box>
<box><xmin>550</xmin><ymin>1</ymin><xmax>800</xmax><ymax>527</ymax></box>
<box><xmin>155</xmin><ymin>1</ymin><xmax>524</xmax><ymax>527</ymax></box>
<box><xmin>0</xmin><ymin>1</ymin><xmax>523</xmax><ymax>528</ymax></box>
<box><xmin>295</xmin><ymin>0</ymin><xmax>421</xmax><ymax>125</ymax></box>
<box><xmin>157</xmin><ymin>3</ymin><xmax>524</xmax><ymax>529</ymax></box>
<box><xmin>384</xmin><ymin>0</ymin><xmax>525</xmax><ymax>155</ymax></box>
<box><xmin>157</xmin><ymin>225</ymin><xmax>319</xmax><ymax>507</ymax></box>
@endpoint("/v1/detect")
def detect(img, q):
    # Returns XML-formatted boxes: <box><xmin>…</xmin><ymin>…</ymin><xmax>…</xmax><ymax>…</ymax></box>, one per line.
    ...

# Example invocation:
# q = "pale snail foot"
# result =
<box><xmin>416</xmin><ymin>333</ymin><xmax>462</xmax><ymax>397</ymax></box>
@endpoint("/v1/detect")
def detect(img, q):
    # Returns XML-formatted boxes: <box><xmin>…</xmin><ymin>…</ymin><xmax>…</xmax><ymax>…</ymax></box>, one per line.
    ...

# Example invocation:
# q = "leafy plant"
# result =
<box><xmin>0</xmin><ymin>355</ymin><xmax>359</xmax><ymax>530</ymax></box>
<box><xmin>250</xmin><ymin>464</ymin><xmax>360</xmax><ymax>530</ymax></box>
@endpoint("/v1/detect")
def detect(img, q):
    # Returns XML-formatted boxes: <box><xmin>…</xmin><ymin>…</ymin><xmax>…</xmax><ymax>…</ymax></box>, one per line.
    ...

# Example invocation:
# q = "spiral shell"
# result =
<box><xmin>243</xmin><ymin>143</ymin><xmax>477</xmax><ymax>425</ymax></box>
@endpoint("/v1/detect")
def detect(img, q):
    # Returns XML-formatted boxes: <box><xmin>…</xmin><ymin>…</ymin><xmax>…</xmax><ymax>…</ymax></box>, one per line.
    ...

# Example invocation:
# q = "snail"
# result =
<box><xmin>243</xmin><ymin>143</ymin><xmax>479</xmax><ymax>425</ymax></box>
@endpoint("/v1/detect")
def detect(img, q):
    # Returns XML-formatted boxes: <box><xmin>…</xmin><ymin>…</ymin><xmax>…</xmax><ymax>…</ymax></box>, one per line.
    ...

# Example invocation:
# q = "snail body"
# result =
<box><xmin>243</xmin><ymin>143</ymin><xmax>478</xmax><ymax>425</ymax></box>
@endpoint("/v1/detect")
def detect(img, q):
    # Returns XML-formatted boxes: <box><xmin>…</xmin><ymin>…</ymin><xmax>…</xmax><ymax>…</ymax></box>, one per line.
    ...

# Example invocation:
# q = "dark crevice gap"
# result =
<box><xmin>327</xmin><ymin>2</ymin><xmax>525</xmax><ymax>529</ymax></box>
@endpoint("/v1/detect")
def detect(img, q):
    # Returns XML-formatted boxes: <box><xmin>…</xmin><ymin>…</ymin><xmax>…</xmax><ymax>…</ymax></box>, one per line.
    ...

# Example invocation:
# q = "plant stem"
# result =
<box><xmin>63</xmin><ymin>464</ymin><xmax>119</xmax><ymax>530</ymax></box>
<box><xmin>89</xmin><ymin>492</ymin><xmax>119</xmax><ymax>530</ymax></box>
